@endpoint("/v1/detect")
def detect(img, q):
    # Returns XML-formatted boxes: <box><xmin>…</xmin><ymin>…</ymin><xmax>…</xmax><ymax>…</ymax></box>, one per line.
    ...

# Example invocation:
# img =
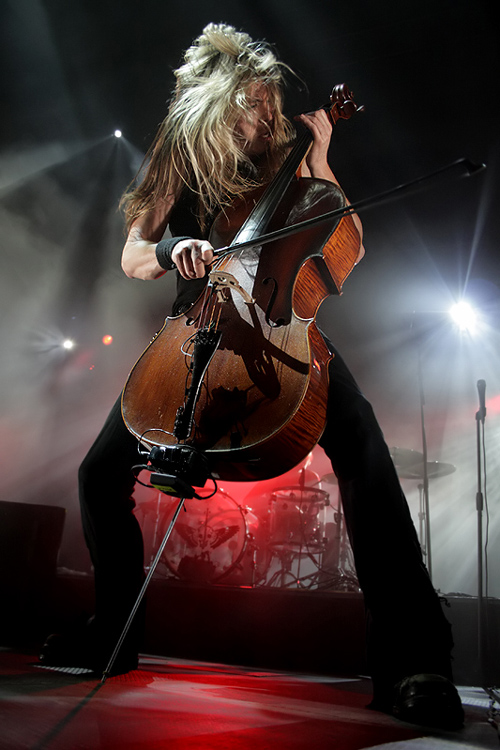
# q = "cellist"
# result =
<box><xmin>41</xmin><ymin>22</ymin><xmax>463</xmax><ymax>729</ymax></box>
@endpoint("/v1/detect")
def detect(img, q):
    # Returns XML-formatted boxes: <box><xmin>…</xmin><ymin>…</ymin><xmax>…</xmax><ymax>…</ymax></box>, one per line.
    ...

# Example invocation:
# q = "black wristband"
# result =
<box><xmin>155</xmin><ymin>236</ymin><xmax>193</xmax><ymax>271</ymax></box>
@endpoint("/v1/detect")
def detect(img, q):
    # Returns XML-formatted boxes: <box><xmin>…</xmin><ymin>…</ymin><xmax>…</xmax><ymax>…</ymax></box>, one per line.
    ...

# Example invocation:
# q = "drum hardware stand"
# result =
<box><xmin>416</xmin><ymin>482</ymin><xmax>429</xmax><ymax>568</ymax></box>
<box><xmin>234</xmin><ymin>529</ymin><xmax>261</xmax><ymax>587</ymax></box>
<box><xmin>264</xmin><ymin>543</ymin><xmax>327</xmax><ymax>589</ymax></box>
<box><xmin>264</xmin><ymin>520</ymin><xmax>333</xmax><ymax>589</ymax></box>
<box><xmin>265</xmin><ymin>547</ymin><xmax>298</xmax><ymax>588</ymax></box>
<box><xmin>416</xmin><ymin>341</ymin><xmax>432</xmax><ymax>581</ymax></box>
<box><xmin>313</xmin><ymin>506</ymin><xmax>359</xmax><ymax>592</ymax></box>
<box><xmin>327</xmin><ymin>510</ymin><xmax>359</xmax><ymax>591</ymax></box>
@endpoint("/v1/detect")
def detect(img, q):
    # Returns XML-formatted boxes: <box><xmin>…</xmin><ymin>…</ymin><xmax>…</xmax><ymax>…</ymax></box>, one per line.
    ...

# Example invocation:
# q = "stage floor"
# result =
<box><xmin>0</xmin><ymin>649</ymin><xmax>497</xmax><ymax>750</ymax></box>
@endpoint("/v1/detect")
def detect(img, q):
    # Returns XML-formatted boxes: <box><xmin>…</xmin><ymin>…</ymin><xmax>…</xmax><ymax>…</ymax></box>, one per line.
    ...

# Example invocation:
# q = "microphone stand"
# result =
<box><xmin>474</xmin><ymin>382</ymin><xmax>500</xmax><ymax>730</ymax></box>
<box><xmin>475</xmin><ymin>382</ymin><xmax>486</xmax><ymax>687</ymax></box>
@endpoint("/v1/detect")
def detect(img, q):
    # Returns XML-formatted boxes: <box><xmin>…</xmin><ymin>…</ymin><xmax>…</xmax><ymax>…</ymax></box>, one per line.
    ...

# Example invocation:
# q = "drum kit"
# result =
<box><xmin>138</xmin><ymin>447</ymin><xmax>455</xmax><ymax>591</ymax></box>
<box><xmin>138</xmin><ymin>470</ymin><xmax>358</xmax><ymax>591</ymax></box>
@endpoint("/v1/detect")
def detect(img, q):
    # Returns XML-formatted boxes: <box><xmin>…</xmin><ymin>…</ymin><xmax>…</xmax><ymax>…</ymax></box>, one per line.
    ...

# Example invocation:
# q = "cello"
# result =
<box><xmin>121</xmin><ymin>84</ymin><xmax>362</xmax><ymax>484</ymax></box>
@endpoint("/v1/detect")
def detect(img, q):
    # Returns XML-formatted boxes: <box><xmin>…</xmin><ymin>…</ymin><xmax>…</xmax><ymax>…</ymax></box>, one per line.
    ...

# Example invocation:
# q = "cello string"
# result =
<box><xmin>207</xmin><ymin>295</ymin><xmax>219</xmax><ymax>330</ymax></box>
<box><xmin>214</xmin><ymin>303</ymin><xmax>223</xmax><ymax>330</ymax></box>
<box><xmin>197</xmin><ymin>275</ymin><xmax>217</xmax><ymax>331</ymax></box>
<box><xmin>197</xmin><ymin>249</ymin><xmax>229</xmax><ymax>331</ymax></box>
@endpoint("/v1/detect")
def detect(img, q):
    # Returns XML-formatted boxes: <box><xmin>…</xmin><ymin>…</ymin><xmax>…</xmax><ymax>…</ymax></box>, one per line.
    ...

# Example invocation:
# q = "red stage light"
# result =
<box><xmin>102</xmin><ymin>335</ymin><xmax>113</xmax><ymax>345</ymax></box>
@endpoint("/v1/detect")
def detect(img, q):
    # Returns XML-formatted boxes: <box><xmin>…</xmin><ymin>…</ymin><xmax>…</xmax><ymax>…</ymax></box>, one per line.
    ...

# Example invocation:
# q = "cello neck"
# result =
<box><xmin>229</xmin><ymin>83</ymin><xmax>361</xmax><ymax>247</ymax></box>
<box><xmin>230</xmin><ymin>128</ymin><xmax>313</xmax><ymax>246</ymax></box>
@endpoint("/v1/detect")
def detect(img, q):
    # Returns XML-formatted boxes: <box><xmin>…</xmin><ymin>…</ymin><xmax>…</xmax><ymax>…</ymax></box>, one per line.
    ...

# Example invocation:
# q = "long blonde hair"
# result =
<box><xmin>121</xmin><ymin>23</ymin><xmax>295</xmax><ymax>231</ymax></box>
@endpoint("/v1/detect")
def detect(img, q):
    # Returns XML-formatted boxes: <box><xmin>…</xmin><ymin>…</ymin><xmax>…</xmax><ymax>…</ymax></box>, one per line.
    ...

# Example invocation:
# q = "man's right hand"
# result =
<box><xmin>171</xmin><ymin>239</ymin><xmax>215</xmax><ymax>280</ymax></box>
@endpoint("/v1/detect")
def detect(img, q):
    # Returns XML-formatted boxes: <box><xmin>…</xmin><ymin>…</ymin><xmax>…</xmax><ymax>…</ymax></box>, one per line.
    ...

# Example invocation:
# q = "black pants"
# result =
<box><xmin>318</xmin><ymin>340</ymin><xmax>453</xmax><ymax>703</ymax></box>
<box><xmin>79</xmin><ymin>342</ymin><xmax>453</xmax><ymax>702</ymax></box>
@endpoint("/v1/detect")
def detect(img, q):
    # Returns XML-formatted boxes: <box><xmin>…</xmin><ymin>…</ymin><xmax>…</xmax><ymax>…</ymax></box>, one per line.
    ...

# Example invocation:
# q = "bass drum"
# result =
<box><xmin>161</xmin><ymin>487</ymin><xmax>260</xmax><ymax>585</ymax></box>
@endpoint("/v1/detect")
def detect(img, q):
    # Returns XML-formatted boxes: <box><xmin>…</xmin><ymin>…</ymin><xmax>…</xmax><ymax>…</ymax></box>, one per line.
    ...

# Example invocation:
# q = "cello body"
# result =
<box><xmin>121</xmin><ymin>178</ymin><xmax>360</xmax><ymax>482</ymax></box>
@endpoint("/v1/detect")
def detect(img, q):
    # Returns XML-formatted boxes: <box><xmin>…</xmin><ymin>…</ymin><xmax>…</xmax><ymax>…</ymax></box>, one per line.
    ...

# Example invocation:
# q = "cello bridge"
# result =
<box><xmin>209</xmin><ymin>270</ymin><xmax>254</xmax><ymax>304</ymax></box>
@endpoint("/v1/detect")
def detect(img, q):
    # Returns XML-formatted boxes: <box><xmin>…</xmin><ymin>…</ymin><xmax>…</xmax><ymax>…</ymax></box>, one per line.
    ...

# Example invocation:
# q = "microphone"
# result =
<box><xmin>463</xmin><ymin>159</ymin><xmax>487</xmax><ymax>176</ymax></box>
<box><xmin>477</xmin><ymin>379</ymin><xmax>486</xmax><ymax>422</ymax></box>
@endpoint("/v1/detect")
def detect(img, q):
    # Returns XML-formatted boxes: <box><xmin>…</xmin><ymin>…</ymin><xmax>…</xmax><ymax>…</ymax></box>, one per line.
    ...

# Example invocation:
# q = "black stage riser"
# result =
<box><xmin>3</xmin><ymin>570</ymin><xmax>497</xmax><ymax>686</ymax></box>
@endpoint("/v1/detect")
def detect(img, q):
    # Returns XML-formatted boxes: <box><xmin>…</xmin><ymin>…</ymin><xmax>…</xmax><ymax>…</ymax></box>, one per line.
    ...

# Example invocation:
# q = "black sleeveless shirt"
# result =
<box><xmin>168</xmin><ymin>189</ymin><xmax>218</xmax><ymax>316</ymax></box>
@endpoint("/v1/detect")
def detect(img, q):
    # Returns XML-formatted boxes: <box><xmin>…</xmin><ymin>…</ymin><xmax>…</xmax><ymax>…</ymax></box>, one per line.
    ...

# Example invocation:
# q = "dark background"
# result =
<box><xmin>0</xmin><ymin>0</ymin><xmax>499</xmax><ymax>598</ymax></box>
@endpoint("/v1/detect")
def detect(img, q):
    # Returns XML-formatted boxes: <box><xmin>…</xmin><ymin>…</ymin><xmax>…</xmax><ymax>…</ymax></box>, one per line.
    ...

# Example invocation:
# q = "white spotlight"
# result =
<box><xmin>62</xmin><ymin>339</ymin><xmax>75</xmax><ymax>350</ymax></box>
<box><xmin>449</xmin><ymin>301</ymin><xmax>478</xmax><ymax>334</ymax></box>
<box><xmin>114</xmin><ymin>129</ymin><xmax>122</xmax><ymax>138</ymax></box>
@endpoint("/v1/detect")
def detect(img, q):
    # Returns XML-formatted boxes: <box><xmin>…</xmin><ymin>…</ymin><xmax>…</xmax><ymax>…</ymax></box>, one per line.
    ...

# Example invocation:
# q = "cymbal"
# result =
<box><xmin>390</xmin><ymin>446</ymin><xmax>424</xmax><ymax>467</ymax></box>
<box><xmin>397</xmin><ymin>461</ymin><xmax>456</xmax><ymax>480</ymax></box>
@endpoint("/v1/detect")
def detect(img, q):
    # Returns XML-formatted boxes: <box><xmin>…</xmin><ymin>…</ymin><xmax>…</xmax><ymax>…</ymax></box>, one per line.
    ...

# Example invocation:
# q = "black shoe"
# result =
<box><xmin>392</xmin><ymin>673</ymin><xmax>464</xmax><ymax>730</ymax></box>
<box><xmin>39</xmin><ymin>631</ymin><xmax>138</xmax><ymax>677</ymax></box>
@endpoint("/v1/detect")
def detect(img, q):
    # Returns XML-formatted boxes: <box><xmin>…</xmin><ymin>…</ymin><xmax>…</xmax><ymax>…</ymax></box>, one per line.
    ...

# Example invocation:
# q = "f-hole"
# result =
<box><xmin>263</xmin><ymin>277</ymin><xmax>285</xmax><ymax>328</ymax></box>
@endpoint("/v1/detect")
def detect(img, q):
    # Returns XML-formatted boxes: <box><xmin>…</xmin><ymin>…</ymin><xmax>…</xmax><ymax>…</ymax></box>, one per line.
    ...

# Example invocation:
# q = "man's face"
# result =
<box><xmin>235</xmin><ymin>83</ymin><xmax>275</xmax><ymax>157</ymax></box>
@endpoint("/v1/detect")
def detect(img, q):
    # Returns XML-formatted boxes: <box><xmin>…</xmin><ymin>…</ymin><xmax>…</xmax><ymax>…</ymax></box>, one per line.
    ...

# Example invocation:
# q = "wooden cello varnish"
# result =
<box><xmin>121</xmin><ymin>85</ymin><xmax>362</xmax><ymax>481</ymax></box>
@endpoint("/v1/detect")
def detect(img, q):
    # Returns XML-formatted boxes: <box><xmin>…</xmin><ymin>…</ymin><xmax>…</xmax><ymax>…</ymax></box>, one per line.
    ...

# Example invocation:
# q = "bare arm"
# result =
<box><xmin>121</xmin><ymin>193</ymin><xmax>214</xmax><ymax>282</ymax></box>
<box><xmin>295</xmin><ymin>109</ymin><xmax>365</xmax><ymax>263</ymax></box>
